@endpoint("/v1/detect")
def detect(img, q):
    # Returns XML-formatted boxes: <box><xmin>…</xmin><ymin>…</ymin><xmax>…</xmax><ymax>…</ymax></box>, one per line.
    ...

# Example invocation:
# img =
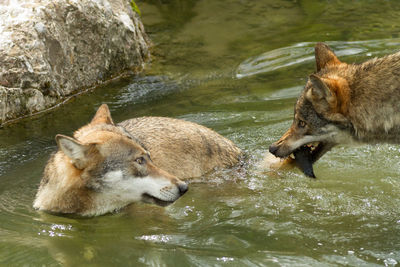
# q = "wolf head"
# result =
<box><xmin>269</xmin><ymin>43</ymin><xmax>355</xmax><ymax>177</ymax></box>
<box><xmin>34</xmin><ymin>104</ymin><xmax>188</xmax><ymax>216</ymax></box>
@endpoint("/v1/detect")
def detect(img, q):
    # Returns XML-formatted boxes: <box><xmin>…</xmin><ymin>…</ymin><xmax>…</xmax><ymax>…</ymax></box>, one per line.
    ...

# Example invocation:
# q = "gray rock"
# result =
<box><xmin>0</xmin><ymin>0</ymin><xmax>150</xmax><ymax>125</ymax></box>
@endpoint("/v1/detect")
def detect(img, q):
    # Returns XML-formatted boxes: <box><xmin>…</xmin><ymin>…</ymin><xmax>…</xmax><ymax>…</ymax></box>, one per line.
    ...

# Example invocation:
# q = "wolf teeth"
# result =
<box><xmin>289</xmin><ymin>153</ymin><xmax>295</xmax><ymax>159</ymax></box>
<box><xmin>305</xmin><ymin>142</ymin><xmax>319</xmax><ymax>151</ymax></box>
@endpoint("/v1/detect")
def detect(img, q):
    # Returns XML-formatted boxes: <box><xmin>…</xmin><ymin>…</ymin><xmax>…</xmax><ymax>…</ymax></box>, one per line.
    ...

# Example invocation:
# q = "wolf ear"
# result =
<box><xmin>56</xmin><ymin>135</ymin><xmax>91</xmax><ymax>169</ymax></box>
<box><xmin>315</xmin><ymin>42</ymin><xmax>341</xmax><ymax>72</ymax></box>
<box><xmin>90</xmin><ymin>104</ymin><xmax>114</xmax><ymax>125</ymax></box>
<box><xmin>306</xmin><ymin>74</ymin><xmax>336</xmax><ymax>113</ymax></box>
<box><xmin>307</xmin><ymin>75</ymin><xmax>350</xmax><ymax>124</ymax></box>
<box><xmin>308</xmin><ymin>74</ymin><xmax>334</xmax><ymax>101</ymax></box>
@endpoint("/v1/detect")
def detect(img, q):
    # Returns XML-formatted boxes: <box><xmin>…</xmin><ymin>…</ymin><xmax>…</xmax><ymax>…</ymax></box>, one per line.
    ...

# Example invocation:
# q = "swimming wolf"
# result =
<box><xmin>33</xmin><ymin>104</ymin><xmax>242</xmax><ymax>216</ymax></box>
<box><xmin>269</xmin><ymin>42</ymin><xmax>400</xmax><ymax>177</ymax></box>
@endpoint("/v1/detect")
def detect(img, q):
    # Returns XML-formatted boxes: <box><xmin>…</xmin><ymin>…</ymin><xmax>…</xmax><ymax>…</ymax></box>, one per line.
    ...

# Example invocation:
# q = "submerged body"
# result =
<box><xmin>119</xmin><ymin>117</ymin><xmax>242</xmax><ymax>179</ymax></box>
<box><xmin>33</xmin><ymin>105</ymin><xmax>242</xmax><ymax>216</ymax></box>
<box><xmin>269</xmin><ymin>42</ymin><xmax>400</xmax><ymax>177</ymax></box>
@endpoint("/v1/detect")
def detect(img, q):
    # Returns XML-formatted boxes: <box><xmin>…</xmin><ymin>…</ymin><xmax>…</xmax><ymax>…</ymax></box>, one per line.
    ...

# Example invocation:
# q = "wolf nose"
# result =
<box><xmin>178</xmin><ymin>182</ymin><xmax>188</xmax><ymax>195</ymax></box>
<box><xmin>269</xmin><ymin>144</ymin><xmax>279</xmax><ymax>156</ymax></box>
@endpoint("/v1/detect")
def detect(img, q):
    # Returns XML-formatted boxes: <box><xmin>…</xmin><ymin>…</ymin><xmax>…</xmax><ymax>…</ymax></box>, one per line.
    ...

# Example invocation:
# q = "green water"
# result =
<box><xmin>2</xmin><ymin>0</ymin><xmax>400</xmax><ymax>265</ymax></box>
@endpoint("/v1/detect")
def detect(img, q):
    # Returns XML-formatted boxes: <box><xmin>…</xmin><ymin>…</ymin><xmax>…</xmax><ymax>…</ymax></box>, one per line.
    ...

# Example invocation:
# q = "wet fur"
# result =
<box><xmin>34</xmin><ymin>105</ymin><xmax>242</xmax><ymax>216</ymax></box>
<box><xmin>119</xmin><ymin>117</ymin><xmax>241</xmax><ymax>178</ymax></box>
<box><xmin>270</xmin><ymin>42</ymin><xmax>400</xmax><ymax>162</ymax></box>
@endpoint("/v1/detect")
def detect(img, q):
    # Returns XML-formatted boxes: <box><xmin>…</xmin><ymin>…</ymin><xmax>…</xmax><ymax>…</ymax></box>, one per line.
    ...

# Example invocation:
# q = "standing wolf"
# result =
<box><xmin>269</xmin><ymin>42</ymin><xmax>400</xmax><ymax>177</ymax></box>
<box><xmin>34</xmin><ymin>104</ymin><xmax>242</xmax><ymax>216</ymax></box>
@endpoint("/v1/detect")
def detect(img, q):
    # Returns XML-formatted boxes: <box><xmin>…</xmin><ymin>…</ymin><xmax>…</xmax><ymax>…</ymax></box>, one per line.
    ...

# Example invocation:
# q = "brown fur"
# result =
<box><xmin>119</xmin><ymin>117</ymin><xmax>242</xmax><ymax>178</ymax></box>
<box><xmin>34</xmin><ymin>104</ymin><xmax>242</xmax><ymax>216</ymax></box>
<box><xmin>270</xmin><ymin>42</ymin><xmax>400</xmax><ymax>164</ymax></box>
<box><xmin>315</xmin><ymin>42</ymin><xmax>343</xmax><ymax>71</ymax></box>
<box><xmin>314</xmin><ymin>43</ymin><xmax>400</xmax><ymax>141</ymax></box>
<box><xmin>321</xmin><ymin>76</ymin><xmax>350</xmax><ymax>115</ymax></box>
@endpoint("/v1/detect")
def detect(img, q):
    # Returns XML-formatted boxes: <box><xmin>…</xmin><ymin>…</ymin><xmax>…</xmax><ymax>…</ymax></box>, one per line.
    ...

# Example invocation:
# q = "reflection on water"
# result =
<box><xmin>2</xmin><ymin>0</ymin><xmax>400</xmax><ymax>266</ymax></box>
<box><xmin>236</xmin><ymin>39</ymin><xmax>400</xmax><ymax>78</ymax></box>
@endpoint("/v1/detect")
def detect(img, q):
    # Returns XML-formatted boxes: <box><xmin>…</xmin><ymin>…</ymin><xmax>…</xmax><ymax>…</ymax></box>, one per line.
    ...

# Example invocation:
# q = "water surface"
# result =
<box><xmin>1</xmin><ymin>0</ymin><xmax>400</xmax><ymax>265</ymax></box>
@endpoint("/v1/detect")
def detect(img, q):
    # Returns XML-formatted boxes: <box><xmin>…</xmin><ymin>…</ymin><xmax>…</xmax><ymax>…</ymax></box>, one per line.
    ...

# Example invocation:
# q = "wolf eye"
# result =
<box><xmin>298</xmin><ymin>120</ymin><xmax>306</xmax><ymax>128</ymax></box>
<box><xmin>135</xmin><ymin>157</ymin><xmax>146</xmax><ymax>165</ymax></box>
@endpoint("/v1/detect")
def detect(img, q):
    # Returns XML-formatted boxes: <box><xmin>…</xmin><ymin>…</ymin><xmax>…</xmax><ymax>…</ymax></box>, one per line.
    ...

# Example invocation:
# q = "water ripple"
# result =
<box><xmin>236</xmin><ymin>39</ymin><xmax>400</xmax><ymax>78</ymax></box>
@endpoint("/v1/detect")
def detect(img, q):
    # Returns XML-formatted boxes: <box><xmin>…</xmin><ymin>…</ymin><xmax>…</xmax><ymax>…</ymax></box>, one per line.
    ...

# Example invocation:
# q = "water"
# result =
<box><xmin>2</xmin><ymin>0</ymin><xmax>400</xmax><ymax>265</ymax></box>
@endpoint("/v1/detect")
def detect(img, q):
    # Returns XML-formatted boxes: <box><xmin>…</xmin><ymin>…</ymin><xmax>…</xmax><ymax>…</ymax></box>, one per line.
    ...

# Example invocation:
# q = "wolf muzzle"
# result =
<box><xmin>269</xmin><ymin>143</ymin><xmax>279</xmax><ymax>156</ymax></box>
<box><xmin>178</xmin><ymin>182</ymin><xmax>189</xmax><ymax>195</ymax></box>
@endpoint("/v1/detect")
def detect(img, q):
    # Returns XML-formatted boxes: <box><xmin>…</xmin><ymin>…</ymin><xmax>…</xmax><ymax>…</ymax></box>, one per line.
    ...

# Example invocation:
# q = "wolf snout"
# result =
<box><xmin>269</xmin><ymin>142</ymin><xmax>291</xmax><ymax>158</ymax></box>
<box><xmin>269</xmin><ymin>143</ymin><xmax>279</xmax><ymax>156</ymax></box>
<box><xmin>177</xmin><ymin>182</ymin><xmax>189</xmax><ymax>196</ymax></box>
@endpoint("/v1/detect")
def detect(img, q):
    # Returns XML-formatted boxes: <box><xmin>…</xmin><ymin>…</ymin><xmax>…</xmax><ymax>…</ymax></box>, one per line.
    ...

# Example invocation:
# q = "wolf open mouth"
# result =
<box><xmin>289</xmin><ymin>142</ymin><xmax>326</xmax><ymax>178</ymax></box>
<box><xmin>141</xmin><ymin>193</ymin><xmax>174</xmax><ymax>207</ymax></box>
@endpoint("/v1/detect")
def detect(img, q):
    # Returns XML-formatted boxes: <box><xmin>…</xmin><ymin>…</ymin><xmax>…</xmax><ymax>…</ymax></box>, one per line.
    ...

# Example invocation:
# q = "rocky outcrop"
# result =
<box><xmin>0</xmin><ymin>0</ymin><xmax>150</xmax><ymax>125</ymax></box>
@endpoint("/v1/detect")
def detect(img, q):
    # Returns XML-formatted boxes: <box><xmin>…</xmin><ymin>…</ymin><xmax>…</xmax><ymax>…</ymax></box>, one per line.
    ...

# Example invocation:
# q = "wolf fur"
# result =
<box><xmin>33</xmin><ymin>104</ymin><xmax>242</xmax><ymax>216</ymax></box>
<box><xmin>269</xmin><ymin>42</ymin><xmax>400</xmax><ymax>168</ymax></box>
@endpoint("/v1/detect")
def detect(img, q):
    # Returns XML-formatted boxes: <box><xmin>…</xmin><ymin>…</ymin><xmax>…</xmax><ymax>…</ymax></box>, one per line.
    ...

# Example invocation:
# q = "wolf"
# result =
<box><xmin>33</xmin><ymin>104</ymin><xmax>242</xmax><ymax>216</ymax></box>
<box><xmin>269</xmin><ymin>42</ymin><xmax>400</xmax><ymax>177</ymax></box>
